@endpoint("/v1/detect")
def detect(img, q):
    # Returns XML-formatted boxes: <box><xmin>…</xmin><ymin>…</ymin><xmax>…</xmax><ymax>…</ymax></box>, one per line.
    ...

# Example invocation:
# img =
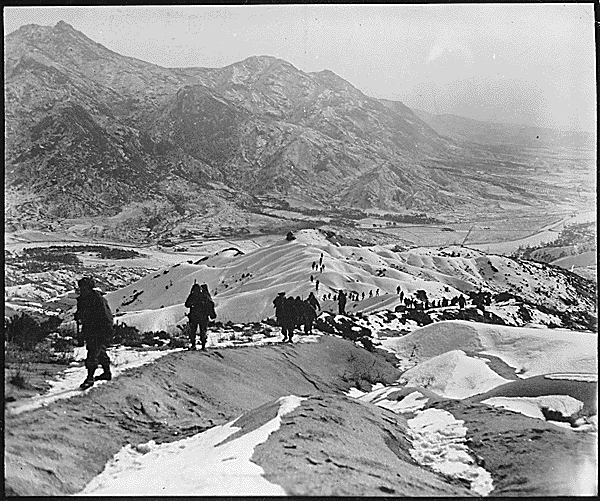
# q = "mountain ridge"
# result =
<box><xmin>4</xmin><ymin>21</ymin><xmax>571</xmax><ymax>241</ymax></box>
<box><xmin>413</xmin><ymin>108</ymin><xmax>595</xmax><ymax>149</ymax></box>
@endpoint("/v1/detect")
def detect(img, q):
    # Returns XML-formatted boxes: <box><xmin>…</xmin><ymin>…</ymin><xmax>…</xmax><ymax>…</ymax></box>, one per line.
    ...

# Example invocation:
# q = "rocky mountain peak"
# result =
<box><xmin>55</xmin><ymin>20</ymin><xmax>75</xmax><ymax>30</ymax></box>
<box><xmin>4</xmin><ymin>20</ymin><xmax>547</xmax><ymax>237</ymax></box>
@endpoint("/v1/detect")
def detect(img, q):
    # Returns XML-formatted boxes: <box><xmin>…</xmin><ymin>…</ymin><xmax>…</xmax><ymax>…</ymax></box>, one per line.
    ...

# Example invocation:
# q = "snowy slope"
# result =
<box><xmin>78</xmin><ymin>395</ymin><xmax>305</xmax><ymax>495</ymax></box>
<box><xmin>385</xmin><ymin>320</ymin><xmax>597</xmax><ymax>378</ymax></box>
<box><xmin>397</xmin><ymin>245</ymin><xmax>595</xmax><ymax>313</ymax></box>
<box><xmin>105</xmin><ymin>230</ymin><xmax>595</xmax><ymax>327</ymax></box>
<box><xmin>400</xmin><ymin>350</ymin><xmax>510</xmax><ymax>399</ymax></box>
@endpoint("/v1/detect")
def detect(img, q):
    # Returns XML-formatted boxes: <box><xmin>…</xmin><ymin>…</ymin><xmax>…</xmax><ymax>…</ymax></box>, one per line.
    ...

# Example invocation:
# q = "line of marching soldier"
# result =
<box><xmin>272</xmin><ymin>292</ymin><xmax>321</xmax><ymax>343</ymax></box>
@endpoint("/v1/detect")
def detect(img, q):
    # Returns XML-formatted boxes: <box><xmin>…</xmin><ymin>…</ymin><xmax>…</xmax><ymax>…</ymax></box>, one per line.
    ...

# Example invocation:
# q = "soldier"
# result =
<box><xmin>307</xmin><ymin>291</ymin><xmax>321</xmax><ymax>312</ymax></box>
<box><xmin>273</xmin><ymin>292</ymin><xmax>286</xmax><ymax>319</ymax></box>
<box><xmin>280</xmin><ymin>296</ymin><xmax>297</xmax><ymax>343</ymax></box>
<box><xmin>338</xmin><ymin>290</ymin><xmax>347</xmax><ymax>315</ymax></box>
<box><xmin>185</xmin><ymin>283</ymin><xmax>216</xmax><ymax>351</ymax></box>
<box><xmin>75</xmin><ymin>277</ymin><xmax>113</xmax><ymax>390</ymax></box>
<box><xmin>302</xmin><ymin>295</ymin><xmax>319</xmax><ymax>334</ymax></box>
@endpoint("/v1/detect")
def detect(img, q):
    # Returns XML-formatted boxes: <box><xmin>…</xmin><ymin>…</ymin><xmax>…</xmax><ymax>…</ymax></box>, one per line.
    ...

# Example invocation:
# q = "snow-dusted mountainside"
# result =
<box><xmin>5</xmin><ymin>21</ymin><xmax>582</xmax><ymax>241</ymax></box>
<box><xmin>104</xmin><ymin>229</ymin><xmax>596</xmax><ymax>331</ymax></box>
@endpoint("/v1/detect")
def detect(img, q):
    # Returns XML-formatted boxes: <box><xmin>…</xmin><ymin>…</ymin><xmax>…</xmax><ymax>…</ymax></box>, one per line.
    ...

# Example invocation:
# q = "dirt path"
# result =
<box><xmin>4</xmin><ymin>336</ymin><xmax>399</xmax><ymax>496</ymax></box>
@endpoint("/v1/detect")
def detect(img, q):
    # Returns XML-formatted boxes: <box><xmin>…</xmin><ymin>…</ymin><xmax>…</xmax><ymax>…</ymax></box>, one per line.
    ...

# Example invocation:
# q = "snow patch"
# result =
<box><xmin>77</xmin><ymin>395</ymin><xmax>306</xmax><ymax>496</ymax></box>
<box><xmin>345</xmin><ymin>387</ymin><xmax>366</xmax><ymax>398</ymax></box>
<box><xmin>400</xmin><ymin>350</ymin><xmax>509</xmax><ymax>399</ymax></box>
<box><xmin>544</xmin><ymin>373</ymin><xmax>598</xmax><ymax>383</ymax></box>
<box><xmin>407</xmin><ymin>409</ymin><xmax>494</xmax><ymax>496</ymax></box>
<box><xmin>387</xmin><ymin>321</ymin><xmax>597</xmax><ymax>379</ymax></box>
<box><xmin>482</xmin><ymin>395</ymin><xmax>585</xmax><ymax>421</ymax></box>
<box><xmin>374</xmin><ymin>391</ymin><xmax>429</xmax><ymax>414</ymax></box>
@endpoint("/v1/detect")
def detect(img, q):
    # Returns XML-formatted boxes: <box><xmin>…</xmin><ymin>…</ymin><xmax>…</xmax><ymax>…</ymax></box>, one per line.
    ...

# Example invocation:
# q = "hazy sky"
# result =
<box><xmin>4</xmin><ymin>4</ymin><xmax>596</xmax><ymax>131</ymax></box>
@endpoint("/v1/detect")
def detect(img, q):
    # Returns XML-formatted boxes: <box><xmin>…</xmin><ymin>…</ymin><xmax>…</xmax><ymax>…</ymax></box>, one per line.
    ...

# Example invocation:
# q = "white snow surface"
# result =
<box><xmin>544</xmin><ymin>373</ymin><xmax>598</xmax><ymax>382</ymax></box>
<box><xmin>77</xmin><ymin>395</ymin><xmax>306</xmax><ymax>496</ymax></box>
<box><xmin>385</xmin><ymin>321</ymin><xmax>598</xmax><ymax>378</ymax></box>
<box><xmin>482</xmin><ymin>395</ymin><xmax>585</xmax><ymax>421</ymax></box>
<box><xmin>348</xmin><ymin>383</ymin><xmax>492</xmax><ymax>495</ymax></box>
<box><xmin>104</xmin><ymin>232</ymin><xmax>595</xmax><ymax>327</ymax></box>
<box><xmin>352</xmin><ymin>384</ymin><xmax>430</xmax><ymax>414</ymax></box>
<box><xmin>400</xmin><ymin>350</ymin><xmax>510</xmax><ymax>399</ymax></box>
<box><xmin>407</xmin><ymin>409</ymin><xmax>494</xmax><ymax>496</ymax></box>
<box><xmin>345</xmin><ymin>387</ymin><xmax>366</xmax><ymax>398</ymax></box>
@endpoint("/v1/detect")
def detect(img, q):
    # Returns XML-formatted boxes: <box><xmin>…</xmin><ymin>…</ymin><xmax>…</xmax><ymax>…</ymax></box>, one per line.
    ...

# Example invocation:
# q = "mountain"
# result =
<box><xmin>4</xmin><ymin>22</ymin><xmax>561</xmax><ymax>240</ymax></box>
<box><xmin>413</xmin><ymin>108</ymin><xmax>595</xmax><ymax>150</ymax></box>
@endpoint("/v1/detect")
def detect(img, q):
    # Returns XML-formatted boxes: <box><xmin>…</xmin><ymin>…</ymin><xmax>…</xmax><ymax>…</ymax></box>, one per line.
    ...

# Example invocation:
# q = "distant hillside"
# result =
<box><xmin>413</xmin><ymin>108</ymin><xmax>595</xmax><ymax>149</ymax></box>
<box><xmin>100</xmin><ymin>230</ymin><xmax>596</xmax><ymax>330</ymax></box>
<box><xmin>4</xmin><ymin>21</ymin><xmax>561</xmax><ymax>240</ymax></box>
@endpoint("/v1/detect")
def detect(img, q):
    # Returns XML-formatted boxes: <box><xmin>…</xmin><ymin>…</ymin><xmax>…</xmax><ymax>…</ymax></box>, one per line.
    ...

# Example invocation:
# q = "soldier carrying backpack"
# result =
<box><xmin>75</xmin><ymin>277</ymin><xmax>113</xmax><ymax>390</ymax></box>
<box><xmin>185</xmin><ymin>283</ymin><xmax>216</xmax><ymax>351</ymax></box>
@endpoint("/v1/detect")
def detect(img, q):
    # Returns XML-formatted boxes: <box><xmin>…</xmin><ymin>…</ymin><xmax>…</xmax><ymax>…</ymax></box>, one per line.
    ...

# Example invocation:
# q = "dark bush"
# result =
<box><xmin>112</xmin><ymin>322</ymin><xmax>144</xmax><ymax>347</ymax></box>
<box><xmin>402</xmin><ymin>309</ymin><xmax>433</xmax><ymax>326</ymax></box>
<box><xmin>9</xmin><ymin>369</ymin><xmax>29</xmax><ymax>389</ymax></box>
<box><xmin>4</xmin><ymin>313</ymin><xmax>53</xmax><ymax>350</ymax></box>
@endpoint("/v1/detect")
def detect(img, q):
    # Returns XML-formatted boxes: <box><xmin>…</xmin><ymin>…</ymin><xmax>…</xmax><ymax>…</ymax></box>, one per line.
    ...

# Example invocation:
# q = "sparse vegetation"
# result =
<box><xmin>342</xmin><ymin>352</ymin><xmax>387</xmax><ymax>390</ymax></box>
<box><xmin>4</xmin><ymin>313</ymin><xmax>62</xmax><ymax>351</ymax></box>
<box><xmin>9</xmin><ymin>369</ymin><xmax>29</xmax><ymax>389</ymax></box>
<box><xmin>511</xmin><ymin>221</ymin><xmax>596</xmax><ymax>263</ymax></box>
<box><xmin>5</xmin><ymin>245</ymin><xmax>145</xmax><ymax>275</ymax></box>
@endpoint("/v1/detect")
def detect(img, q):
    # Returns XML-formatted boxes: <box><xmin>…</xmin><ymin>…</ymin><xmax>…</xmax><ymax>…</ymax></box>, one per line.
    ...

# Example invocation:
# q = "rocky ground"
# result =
<box><xmin>4</xmin><ymin>334</ymin><xmax>597</xmax><ymax>496</ymax></box>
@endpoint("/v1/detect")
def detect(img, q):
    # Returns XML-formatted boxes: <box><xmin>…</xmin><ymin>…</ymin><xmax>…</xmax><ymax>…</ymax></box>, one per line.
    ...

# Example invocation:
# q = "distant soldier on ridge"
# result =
<box><xmin>338</xmin><ymin>290</ymin><xmax>347</xmax><ymax>315</ymax></box>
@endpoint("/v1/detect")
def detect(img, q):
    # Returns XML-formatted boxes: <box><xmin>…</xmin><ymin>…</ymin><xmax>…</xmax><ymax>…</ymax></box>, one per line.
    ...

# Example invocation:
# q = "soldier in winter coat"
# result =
<box><xmin>273</xmin><ymin>292</ymin><xmax>294</xmax><ymax>342</ymax></box>
<box><xmin>185</xmin><ymin>283</ymin><xmax>216</xmax><ymax>351</ymax></box>
<box><xmin>273</xmin><ymin>292</ymin><xmax>286</xmax><ymax>321</ymax></box>
<box><xmin>279</xmin><ymin>296</ymin><xmax>297</xmax><ymax>343</ymax></box>
<box><xmin>307</xmin><ymin>292</ymin><xmax>320</xmax><ymax>312</ymax></box>
<box><xmin>338</xmin><ymin>290</ymin><xmax>347</xmax><ymax>315</ymax></box>
<box><xmin>75</xmin><ymin>277</ymin><xmax>113</xmax><ymax>390</ymax></box>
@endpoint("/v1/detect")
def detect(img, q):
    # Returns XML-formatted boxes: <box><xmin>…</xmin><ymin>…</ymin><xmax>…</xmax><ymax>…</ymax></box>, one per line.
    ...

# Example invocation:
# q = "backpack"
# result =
<box><xmin>99</xmin><ymin>293</ymin><xmax>114</xmax><ymax>326</ymax></box>
<box><xmin>187</xmin><ymin>291</ymin><xmax>216</xmax><ymax>321</ymax></box>
<box><xmin>208</xmin><ymin>300</ymin><xmax>217</xmax><ymax>320</ymax></box>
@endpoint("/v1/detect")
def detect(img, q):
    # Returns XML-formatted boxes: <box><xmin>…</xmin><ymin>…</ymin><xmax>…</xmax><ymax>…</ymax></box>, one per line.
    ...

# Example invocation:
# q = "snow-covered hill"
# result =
<box><xmin>105</xmin><ymin>229</ymin><xmax>596</xmax><ymax>331</ymax></box>
<box><xmin>384</xmin><ymin>320</ymin><xmax>597</xmax><ymax>378</ymax></box>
